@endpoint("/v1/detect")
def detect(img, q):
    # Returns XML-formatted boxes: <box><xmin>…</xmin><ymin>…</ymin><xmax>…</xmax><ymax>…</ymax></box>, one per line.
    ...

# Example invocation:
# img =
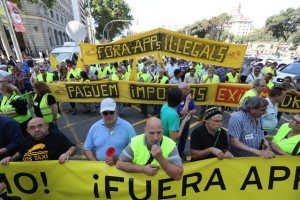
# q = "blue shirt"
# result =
<box><xmin>0</xmin><ymin>116</ymin><xmax>23</xmax><ymax>160</ymax></box>
<box><xmin>227</xmin><ymin>110</ymin><xmax>264</xmax><ymax>157</ymax></box>
<box><xmin>84</xmin><ymin>117</ymin><xmax>136</xmax><ymax>161</ymax></box>
<box><xmin>177</xmin><ymin>97</ymin><xmax>196</xmax><ymax>115</ymax></box>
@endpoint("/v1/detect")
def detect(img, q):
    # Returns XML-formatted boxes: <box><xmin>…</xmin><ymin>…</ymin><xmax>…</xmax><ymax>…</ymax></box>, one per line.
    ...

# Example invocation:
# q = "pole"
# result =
<box><xmin>0</xmin><ymin>14</ymin><xmax>12</xmax><ymax>57</ymax></box>
<box><xmin>102</xmin><ymin>19</ymin><xmax>130</xmax><ymax>41</ymax></box>
<box><xmin>0</xmin><ymin>0</ymin><xmax>22</xmax><ymax>62</ymax></box>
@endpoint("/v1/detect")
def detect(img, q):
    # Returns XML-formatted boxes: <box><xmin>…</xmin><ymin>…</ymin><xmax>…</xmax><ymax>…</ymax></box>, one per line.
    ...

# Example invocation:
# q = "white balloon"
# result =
<box><xmin>66</xmin><ymin>21</ymin><xmax>87</xmax><ymax>42</ymax></box>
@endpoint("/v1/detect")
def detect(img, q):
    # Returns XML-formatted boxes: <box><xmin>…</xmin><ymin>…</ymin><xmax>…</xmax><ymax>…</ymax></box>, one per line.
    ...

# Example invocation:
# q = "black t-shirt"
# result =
<box><xmin>190</xmin><ymin>123</ymin><xmax>228</xmax><ymax>161</ymax></box>
<box><xmin>17</xmin><ymin>131</ymin><xmax>75</xmax><ymax>161</ymax></box>
<box><xmin>10</xmin><ymin>98</ymin><xmax>28</xmax><ymax>115</ymax></box>
<box><xmin>33</xmin><ymin>94</ymin><xmax>56</xmax><ymax>118</ymax></box>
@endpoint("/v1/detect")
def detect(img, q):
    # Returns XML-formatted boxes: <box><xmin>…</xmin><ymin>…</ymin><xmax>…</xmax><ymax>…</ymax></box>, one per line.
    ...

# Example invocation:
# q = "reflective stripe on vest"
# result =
<box><xmin>33</xmin><ymin>93</ymin><xmax>60</xmax><ymax>123</ymax></box>
<box><xmin>0</xmin><ymin>93</ymin><xmax>31</xmax><ymax>123</ymax></box>
<box><xmin>272</xmin><ymin>123</ymin><xmax>300</xmax><ymax>154</ymax></box>
<box><xmin>131</xmin><ymin>134</ymin><xmax>175</xmax><ymax>167</ymax></box>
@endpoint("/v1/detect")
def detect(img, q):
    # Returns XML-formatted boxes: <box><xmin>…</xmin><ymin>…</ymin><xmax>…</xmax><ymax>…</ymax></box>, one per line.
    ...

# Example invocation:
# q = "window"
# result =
<box><xmin>56</xmin><ymin>14</ymin><xmax>59</xmax><ymax>21</ymax></box>
<box><xmin>54</xmin><ymin>29</ymin><xmax>59</xmax><ymax>45</ymax></box>
<box><xmin>50</xmin><ymin>10</ymin><xmax>54</xmax><ymax>18</ymax></box>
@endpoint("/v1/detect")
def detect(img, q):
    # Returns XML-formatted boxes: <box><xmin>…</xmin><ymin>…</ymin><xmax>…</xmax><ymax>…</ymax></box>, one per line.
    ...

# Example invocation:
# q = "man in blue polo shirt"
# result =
<box><xmin>84</xmin><ymin>98</ymin><xmax>136</xmax><ymax>166</ymax></box>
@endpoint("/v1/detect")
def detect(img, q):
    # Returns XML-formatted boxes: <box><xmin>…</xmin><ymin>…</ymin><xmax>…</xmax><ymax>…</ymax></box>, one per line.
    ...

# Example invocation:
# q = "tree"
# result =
<box><xmin>289</xmin><ymin>30</ymin><xmax>300</xmax><ymax>47</ymax></box>
<box><xmin>89</xmin><ymin>0</ymin><xmax>133</xmax><ymax>41</ymax></box>
<box><xmin>265</xmin><ymin>7</ymin><xmax>300</xmax><ymax>42</ymax></box>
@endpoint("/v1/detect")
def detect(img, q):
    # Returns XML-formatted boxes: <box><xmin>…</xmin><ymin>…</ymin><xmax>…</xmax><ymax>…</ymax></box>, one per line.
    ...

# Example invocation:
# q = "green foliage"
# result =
<box><xmin>178</xmin><ymin>13</ymin><xmax>232</xmax><ymax>41</ymax></box>
<box><xmin>265</xmin><ymin>7</ymin><xmax>300</xmax><ymax>42</ymax></box>
<box><xmin>289</xmin><ymin>30</ymin><xmax>300</xmax><ymax>47</ymax></box>
<box><xmin>90</xmin><ymin>0</ymin><xmax>133</xmax><ymax>41</ymax></box>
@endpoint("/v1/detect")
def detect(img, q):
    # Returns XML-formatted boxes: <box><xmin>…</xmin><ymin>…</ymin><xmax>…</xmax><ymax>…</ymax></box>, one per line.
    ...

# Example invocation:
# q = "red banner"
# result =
<box><xmin>6</xmin><ymin>1</ymin><xmax>26</xmax><ymax>32</ymax></box>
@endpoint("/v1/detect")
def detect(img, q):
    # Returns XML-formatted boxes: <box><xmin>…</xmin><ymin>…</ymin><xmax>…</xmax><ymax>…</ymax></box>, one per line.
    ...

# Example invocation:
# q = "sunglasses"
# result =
<box><xmin>102</xmin><ymin>111</ymin><xmax>115</xmax><ymax>116</ymax></box>
<box><xmin>40</xmin><ymin>70</ymin><xmax>45</xmax><ymax>72</ymax></box>
<box><xmin>292</xmin><ymin>117</ymin><xmax>300</xmax><ymax>124</ymax></box>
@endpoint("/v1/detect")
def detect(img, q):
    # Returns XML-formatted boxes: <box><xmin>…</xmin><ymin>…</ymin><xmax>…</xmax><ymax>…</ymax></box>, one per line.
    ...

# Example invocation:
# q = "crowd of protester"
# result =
<box><xmin>0</xmin><ymin>54</ymin><xmax>300</xmax><ymax>198</ymax></box>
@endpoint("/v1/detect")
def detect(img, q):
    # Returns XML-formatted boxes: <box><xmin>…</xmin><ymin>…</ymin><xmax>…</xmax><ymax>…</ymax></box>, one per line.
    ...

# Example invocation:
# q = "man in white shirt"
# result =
<box><xmin>245</xmin><ymin>66</ymin><xmax>263</xmax><ymax>85</ymax></box>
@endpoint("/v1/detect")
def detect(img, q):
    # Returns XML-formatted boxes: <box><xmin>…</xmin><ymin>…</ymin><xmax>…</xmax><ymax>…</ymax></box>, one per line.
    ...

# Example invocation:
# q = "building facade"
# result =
<box><xmin>226</xmin><ymin>2</ymin><xmax>253</xmax><ymax>36</ymax></box>
<box><xmin>20</xmin><ymin>0</ymin><xmax>74</xmax><ymax>57</ymax></box>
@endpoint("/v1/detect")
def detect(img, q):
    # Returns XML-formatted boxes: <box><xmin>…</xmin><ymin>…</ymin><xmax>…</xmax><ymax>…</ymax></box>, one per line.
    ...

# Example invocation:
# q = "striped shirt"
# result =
<box><xmin>228</xmin><ymin>110</ymin><xmax>264</xmax><ymax>157</ymax></box>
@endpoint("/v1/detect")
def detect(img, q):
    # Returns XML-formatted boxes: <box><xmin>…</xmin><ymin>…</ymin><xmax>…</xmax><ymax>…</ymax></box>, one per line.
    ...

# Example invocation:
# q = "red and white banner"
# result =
<box><xmin>6</xmin><ymin>1</ymin><xmax>26</xmax><ymax>32</ymax></box>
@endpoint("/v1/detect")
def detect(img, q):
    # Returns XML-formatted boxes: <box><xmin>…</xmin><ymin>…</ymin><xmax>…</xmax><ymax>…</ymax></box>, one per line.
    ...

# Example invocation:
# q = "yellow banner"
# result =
<box><xmin>49</xmin><ymin>53</ymin><xmax>60</xmax><ymax>70</ymax></box>
<box><xmin>80</xmin><ymin>28</ymin><xmax>247</xmax><ymax>68</ymax></box>
<box><xmin>0</xmin><ymin>156</ymin><xmax>299</xmax><ymax>199</ymax></box>
<box><xmin>48</xmin><ymin>81</ymin><xmax>300</xmax><ymax>113</ymax></box>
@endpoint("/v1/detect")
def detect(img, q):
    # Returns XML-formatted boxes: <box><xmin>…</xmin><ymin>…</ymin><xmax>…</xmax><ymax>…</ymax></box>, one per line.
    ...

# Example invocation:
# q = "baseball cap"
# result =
<box><xmin>100</xmin><ymin>98</ymin><xmax>116</xmax><ymax>113</ymax></box>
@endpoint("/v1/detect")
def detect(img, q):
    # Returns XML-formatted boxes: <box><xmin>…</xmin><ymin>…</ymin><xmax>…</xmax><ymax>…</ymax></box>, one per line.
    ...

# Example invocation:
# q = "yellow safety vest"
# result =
<box><xmin>272</xmin><ymin>123</ymin><xmax>300</xmax><ymax>155</ymax></box>
<box><xmin>266</xmin><ymin>81</ymin><xmax>274</xmax><ymax>89</ymax></box>
<box><xmin>97</xmin><ymin>67</ymin><xmax>108</xmax><ymax>79</ymax></box>
<box><xmin>263</xmin><ymin>67</ymin><xmax>275</xmax><ymax>76</ymax></box>
<box><xmin>131</xmin><ymin>134</ymin><xmax>175</xmax><ymax>167</ymax></box>
<box><xmin>201</xmin><ymin>74</ymin><xmax>219</xmax><ymax>83</ymax></box>
<box><xmin>37</xmin><ymin>73</ymin><xmax>54</xmax><ymax>83</ymax></box>
<box><xmin>140</xmin><ymin>73</ymin><xmax>151</xmax><ymax>83</ymax></box>
<box><xmin>226</xmin><ymin>72</ymin><xmax>240</xmax><ymax>83</ymax></box>
<box><xmin>33</xmin><ymin>93</ymin><xmax>60</xmax><ymax>123</ymax></box>
<box><xmin>239</xmin><ymin>89</ymin><xmax>257</xmax><ymax>104</ymax></box>
<box><xmin>68</xmin><ymin>68</ymin><xmax>82</xmax><ymax>81</ymax></box>
<box><xmin>0</xmin><ymin>93</ymin><xmax>31</xmax><ymax>123</ymax></box>
<box><xmin>154</xmin><ymin>75</ymin><xmax>169</xmax><ymax>84</ymax></box>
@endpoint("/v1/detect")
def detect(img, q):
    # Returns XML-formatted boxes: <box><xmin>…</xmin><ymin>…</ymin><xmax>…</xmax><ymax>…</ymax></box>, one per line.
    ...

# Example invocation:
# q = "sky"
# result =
<box><xmin>125</xmin><ymin>0</ymin><xmax>300</xmax><ymax>32</ymax></box>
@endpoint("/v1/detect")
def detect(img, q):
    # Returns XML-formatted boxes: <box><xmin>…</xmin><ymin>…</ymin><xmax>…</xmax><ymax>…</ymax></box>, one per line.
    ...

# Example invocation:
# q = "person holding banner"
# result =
<box><xmin>190</xmin><ymin>107</ymin><xmax>234</xmax><ymax>161</ymax></box>
<box><xmin>0</xmin><ymin>117</ymin><xmax>76</xmax><ymax>164</ymax></box>
<box><xmin>84</xmin><ymin>98</ymin><xmax>136</xmax><ymax>166</ymax></box>
<box><xmin>117</xmin><ymin>117</ymin><xmax>183</xmax><ymax>180</ymax></box>
<box><xmin>228</xmin><ymin>97</ymin><xmax>275</xmax><ymax>158</ymax></box>
<box><xmin>271</xmin><ymin>112</ymin><xmax>300</xmax><ymax>155</ymax></box>
<box><xmin>37</xmin><ymin>66</ymin><xmax>56</xmax><ymax>83</ymax></box>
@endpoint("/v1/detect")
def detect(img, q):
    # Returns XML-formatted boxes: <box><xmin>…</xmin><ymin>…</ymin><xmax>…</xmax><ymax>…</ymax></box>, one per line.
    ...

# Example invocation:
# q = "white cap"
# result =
<box><xmin>100</xmin><ymin>98</ymin><xmax>116</xmax><ymax>113</ymax></box>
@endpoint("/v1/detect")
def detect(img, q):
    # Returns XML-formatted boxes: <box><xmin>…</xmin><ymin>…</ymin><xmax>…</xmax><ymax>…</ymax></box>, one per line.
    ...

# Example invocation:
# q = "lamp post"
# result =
<box><xmin>102</xmin><ymin>19</ymin><xmax>130</xmax><ymax>41</ymax></box>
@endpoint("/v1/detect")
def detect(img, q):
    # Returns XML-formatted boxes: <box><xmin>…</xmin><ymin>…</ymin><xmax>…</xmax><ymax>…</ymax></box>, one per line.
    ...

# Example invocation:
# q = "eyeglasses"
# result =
<box><xmin>265</xmin><ymin>76</ymin><xmax>271</xmax><ymax>79</ymax></box>
<box><xmin>292</xmin><ymin>117</ymin><xmax>300</xmax><ymax>124</ymax></box>
<box><xmin>28</xmin><ymin>123</ymin><xmax>46</xmax><ymax>131</ymax></box>
<box><xmin>182</xmin><ymin>88</ymin><xmax>190</xmax><ymax>91</ymax></box>
<box><xmin>259</xmin><ymin>85</ymin><xmax>266</xmax><ymax>87</ymax></box>
<box><xmin>102</xmin><ymin>111</ymin><xmax>115</xmax><ymax>116</ymax></box>
<box><xmin>40</xmin><ymin>70</ymin><xmax>45</xmax><ymax>72</ymax></box>
<box><xmin>209</xmin><ymin>118</ymin><xmax>223</xmax><ymax>124</ymax></box>
<box><xmin>254</xmin><ymin>71</ymin><xmax>260</xmax><ymax>72</ymax></box>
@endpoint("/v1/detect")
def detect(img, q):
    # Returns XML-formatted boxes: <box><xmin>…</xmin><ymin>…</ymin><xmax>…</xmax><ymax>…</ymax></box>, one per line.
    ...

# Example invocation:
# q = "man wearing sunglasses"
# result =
<box><xmin>84</xmin><ymin>98</ymin><xmax>136</xmax><ymax>166</ymax></box>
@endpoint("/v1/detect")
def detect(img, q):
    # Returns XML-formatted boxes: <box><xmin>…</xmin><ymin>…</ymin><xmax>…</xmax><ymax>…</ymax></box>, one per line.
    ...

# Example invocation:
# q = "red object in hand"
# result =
<box><xmin>106</xmin><ymin>147</ymin><xmax>115</xmax><ymax>156</ymax></box>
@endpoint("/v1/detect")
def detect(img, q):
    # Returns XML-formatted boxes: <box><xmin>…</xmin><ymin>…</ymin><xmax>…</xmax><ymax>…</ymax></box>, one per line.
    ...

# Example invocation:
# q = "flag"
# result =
<box><xmin>49</xmin><ymin>53</ymin><xmax>60</xmax><ymax>70</ymax></box>
<box><xmin>129</xmin><ymin>58</ymin><xmax>137</xmax><ymax>81</ymax></box>
<box><xmin>6</xmin><ymin>1</ymin><xmax>25</xmax><ymax>32</ymax></box>
<box><xmin>76</xmin><ymin>55</ymin><xmax>84</xmax><ymax>70</ymax></box>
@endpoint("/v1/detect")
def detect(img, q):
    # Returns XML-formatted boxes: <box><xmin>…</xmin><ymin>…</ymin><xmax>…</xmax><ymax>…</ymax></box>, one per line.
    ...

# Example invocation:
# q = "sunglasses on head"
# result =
<box><xmin>102</xmin><ymin>111</ymin><xmax>115</xmax><ymax>116</ymax></box>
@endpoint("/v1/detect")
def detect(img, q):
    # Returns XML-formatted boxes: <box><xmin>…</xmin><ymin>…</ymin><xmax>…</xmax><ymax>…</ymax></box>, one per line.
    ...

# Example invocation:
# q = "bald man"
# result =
<box><xmin>116</xmin><ymin>117</ymin><xmax>183</xmax><ymax>180</ymax></box>
<box><xmin>0</xmin><ymin>117</ymin><xmax>76</xmax><ymax>164</ymax></box>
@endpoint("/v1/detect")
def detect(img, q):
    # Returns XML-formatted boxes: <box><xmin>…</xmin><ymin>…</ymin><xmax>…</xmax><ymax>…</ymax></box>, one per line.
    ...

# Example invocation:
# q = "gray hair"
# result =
<box><xmin>178</xmin><ymin>82</ymin><xmax>189</xmax><ymax>89</ymax></box>
<box><xmin>239</xmin><ymin>97</ymin><xmax>269</xmax><ymax>112</ymax></box>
